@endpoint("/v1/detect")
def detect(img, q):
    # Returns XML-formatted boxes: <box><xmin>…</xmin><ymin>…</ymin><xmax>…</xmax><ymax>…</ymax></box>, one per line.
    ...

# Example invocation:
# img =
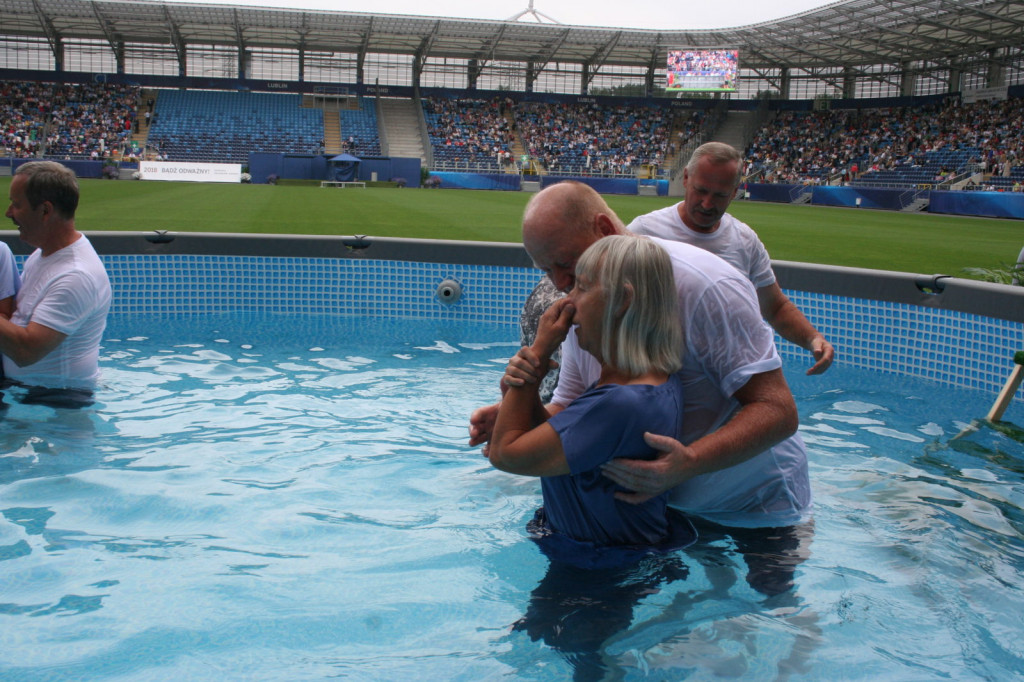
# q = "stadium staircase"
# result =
<box><xmin>789</xmin><ymin>186</ymin><xmax>814</xmax><ymax>203</ymax></box>
<box><xmin>130</xmin><ymin>88</ymin><xmax>157</xmax><ymax>153</ymax></box>
<box><xmin>662</xmin><ymin>112</ymin><xmax>695</xmax><ymax>170</ymax></box>
<box><xmin>901</xmin><ymin>196</ymin><xmax>931</xmax><ymax>212</ymax></box>
<box><xmin>508</xmin><ymin>110</ymin><xmax>531</xmax><ymax>175</ymax></box>
<box><xmin>300</xmin><ymin>95</ymin><xmax>357</xmax><ymax>154</ymax></box>
<box><xmin>378</xmin><ymin>98</ymin><xmax>426</xmax><ymax>165</ymax></box>
<box><xmin>711</xmin><ymin>111</ymin><xmax>753</xmax><ymax>153</ymax></box>
<box><xmin>311</xmin><ymin>98</ymin><xmax>342</xmax><ymax>154</ymax></box>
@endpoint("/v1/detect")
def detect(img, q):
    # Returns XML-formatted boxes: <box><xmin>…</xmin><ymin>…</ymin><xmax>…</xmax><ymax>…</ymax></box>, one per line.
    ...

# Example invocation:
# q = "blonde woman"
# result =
<box><xmin>490</xmin><ymin>235</ymin><xmax>693</xmax><ymax>551</ymax></box>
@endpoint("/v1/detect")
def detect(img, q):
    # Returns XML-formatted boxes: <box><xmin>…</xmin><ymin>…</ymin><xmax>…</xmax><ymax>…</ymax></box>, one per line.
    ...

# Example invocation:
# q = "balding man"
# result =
<box><xmin>471</xmin><ymin>180</ymin><xmax>811</xmax><ymax>530</ymax></box>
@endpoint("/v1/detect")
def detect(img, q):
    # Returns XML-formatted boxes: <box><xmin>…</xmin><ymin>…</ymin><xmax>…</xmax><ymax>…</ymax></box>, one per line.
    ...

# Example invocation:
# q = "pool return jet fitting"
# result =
<box><xmin>436</xmin><ymin>278</ymin><xmax>463</xmax><ymax>304</ymax></box>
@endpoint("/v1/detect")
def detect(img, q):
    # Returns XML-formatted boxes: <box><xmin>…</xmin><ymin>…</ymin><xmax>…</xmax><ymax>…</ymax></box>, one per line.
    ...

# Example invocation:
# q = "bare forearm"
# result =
<box><xmin>491</xmin><ymin>385</ymin><xmax>546</xmax><ymax>455</ymax></box>
<box><xmin>601</xmin><ymin>370</ymin><xmax>800</xmax><ymax>504</ymax></box>
<box><xmin>0</xmin><ymin>318</ymin><xmax>64</xmax><ymax>367</ymax></box>
<box><xmin>0</xmin><ymin>318</ymin><xmax>39</xmax><ymax>366</ymax></box>
<box><xmin>490</xmin><ymin>341</ymin><xmax>558</xmax><ymax>470</ymax></box>
<box><xmin>759</xmin><ymin>284</ymin><xmax>822</xmax><ymax>350</ymax></box>
<box><xmin>759</xmin><ymin>284</ymin><xmax>834</xmax><ymax>374</ymax></box>
<box><xmin>766</xmin><ymin>300</ymin><xmax>822</xmax><ymax>350</ymax></box>
<box><xmin>662</xmin><ymin>367</ymin><xmax>799</xmax><ymax>483</ymax></box>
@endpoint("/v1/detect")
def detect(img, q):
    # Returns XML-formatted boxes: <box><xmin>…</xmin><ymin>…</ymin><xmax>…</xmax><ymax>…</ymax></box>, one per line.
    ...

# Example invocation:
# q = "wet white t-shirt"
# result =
<box><xmin>551</xmin><ymin>237</ymin><xmax>811</xmax><ymax>527</ymax></box>
<box><xmin>3</xmin><ymin>236</ymin><xmax>111</xmax><ymax>390</ymax></box>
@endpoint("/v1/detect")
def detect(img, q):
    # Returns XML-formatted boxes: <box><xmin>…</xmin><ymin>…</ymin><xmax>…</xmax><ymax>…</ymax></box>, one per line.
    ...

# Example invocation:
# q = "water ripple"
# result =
<box><xmin>1</xmin><ymin>318</ymin><xmax>1021</xmax><ymax>680</ymax></box>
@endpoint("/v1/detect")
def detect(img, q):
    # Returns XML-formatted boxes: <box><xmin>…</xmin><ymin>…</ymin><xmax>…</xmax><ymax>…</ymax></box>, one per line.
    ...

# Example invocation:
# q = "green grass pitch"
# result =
<box><xmin>2</xmin><ymin>177</ymin><xmax>1021</xmax><ymax>278</ymax></box>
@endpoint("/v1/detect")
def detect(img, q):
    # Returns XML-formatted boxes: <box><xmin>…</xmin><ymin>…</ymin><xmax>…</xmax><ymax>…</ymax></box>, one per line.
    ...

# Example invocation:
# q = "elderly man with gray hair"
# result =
<box><xmin>630</xmin><ymin>141</ymin><xmax>835</xmax><ymax>375</ymax></box>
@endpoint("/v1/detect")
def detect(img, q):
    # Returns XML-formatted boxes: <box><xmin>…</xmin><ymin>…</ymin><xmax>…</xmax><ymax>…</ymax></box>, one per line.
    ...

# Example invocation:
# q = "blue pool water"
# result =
<box><xmin>1</xmin><ymin>313</ymin><xmax>1023</xmax><ymax>680</ymax></box>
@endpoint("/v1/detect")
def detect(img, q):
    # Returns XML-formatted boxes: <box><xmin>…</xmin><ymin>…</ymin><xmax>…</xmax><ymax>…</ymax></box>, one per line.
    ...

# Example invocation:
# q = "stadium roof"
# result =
<box><xmin>1</xmin><ymin>0</ymin><xmax>1022</xmax><ymax>76</ymax></box>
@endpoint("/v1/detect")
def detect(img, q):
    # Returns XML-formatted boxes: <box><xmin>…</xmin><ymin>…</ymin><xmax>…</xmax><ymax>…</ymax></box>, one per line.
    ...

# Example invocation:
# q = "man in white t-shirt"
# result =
<box><xmin>1</xmin><ymin>161</ymin><xmax>111</xmax><ymax>394</ymax></box>
<box><xmin>630</xmin><ymin>142</ymin><xmax>834</xmax><ymax>375</ymax></box>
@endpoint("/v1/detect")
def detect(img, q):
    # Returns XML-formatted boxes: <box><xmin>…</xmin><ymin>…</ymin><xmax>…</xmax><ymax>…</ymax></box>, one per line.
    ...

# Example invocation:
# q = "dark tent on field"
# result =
<box><xmin>329</xmin><ymin>153</ymin><xmax>361</xmax><ymax>182</ymax></box>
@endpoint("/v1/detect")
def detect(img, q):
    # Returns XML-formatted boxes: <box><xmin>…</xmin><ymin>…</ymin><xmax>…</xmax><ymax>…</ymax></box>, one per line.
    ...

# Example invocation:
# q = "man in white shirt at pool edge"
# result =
<box><xmin>629</xmin><ymin>141</ymin><xmax>834</xmax><ymax>376</ymax></box>
<box><xmin>1</xmin><ymin>160</ymin><xmax>111</xmax><ymax>398</ymax></box>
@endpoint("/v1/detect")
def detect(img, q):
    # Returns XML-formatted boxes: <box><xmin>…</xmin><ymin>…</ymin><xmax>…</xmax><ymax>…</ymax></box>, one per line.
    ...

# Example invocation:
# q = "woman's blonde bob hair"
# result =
<box><xmin>574</xmin><ymin>235</ymin><xmax>682</xmax><ymax>376</ymax></box>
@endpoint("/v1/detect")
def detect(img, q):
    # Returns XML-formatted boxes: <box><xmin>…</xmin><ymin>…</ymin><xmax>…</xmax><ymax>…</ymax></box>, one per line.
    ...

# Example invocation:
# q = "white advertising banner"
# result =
<box><xmin>962</xmin><ymin>86</ymin><xmax>1008</xmax><ymax>103</ymax></box>
<box><xmin>139</xmin><ymin>161</ymin><xmax>242</xmax><ymax>183</ymax></box>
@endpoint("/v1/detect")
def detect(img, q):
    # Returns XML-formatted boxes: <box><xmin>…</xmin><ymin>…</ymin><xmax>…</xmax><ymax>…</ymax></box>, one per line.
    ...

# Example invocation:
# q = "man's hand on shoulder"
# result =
<box><xmin>601</xmin><ymin>432</ymin><xmax>698</xmax><ymax>504</ymax></box>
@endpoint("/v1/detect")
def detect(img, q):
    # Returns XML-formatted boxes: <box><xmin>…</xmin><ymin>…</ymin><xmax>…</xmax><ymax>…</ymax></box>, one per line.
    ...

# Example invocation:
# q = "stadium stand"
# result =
<box><xmin>513</xmin><ymin>99</ymin><xmax>674</xmax><ymax>175</ymax></box>
<box><xmin>1</xmin><ymin>77</ymin><xmax>1020</xmax><ymax>194</ymax></box>
<box><xmin>423</xmin><ymin>95</ymin><xmax>515</xmax><ymax>171</ymax></box>
<box><xmin>45</xmin><ymin>82</ymin><xmax>137</xmax><ymax>159</ymax></box>
<box><xmin>1</xmin><ymin>81</ymin><xmax>48</xmax><ymax>157</ymax></box>
<box><xmin>1</xmin><ymin>80</ymin><xmax>137</xmax><ymax>159</ymax></box>
<box><xmin>745</xmin><ymin>96</ymin><xmax>1023</xmax><ymax>190</ymax></box>
<box><xmin>339</xmin><ymin>99</ymin><xmax>382</xmax><ymax>157</ymax></box>
<box><xmin>422</xmin><ymin>94</ymin><xmax>688</xmax><ymax>176</ymax></box>
<box><xmin>146</xmin><ymin>89</ymin><xmax>323</xmax><ymax>163</ymax></box>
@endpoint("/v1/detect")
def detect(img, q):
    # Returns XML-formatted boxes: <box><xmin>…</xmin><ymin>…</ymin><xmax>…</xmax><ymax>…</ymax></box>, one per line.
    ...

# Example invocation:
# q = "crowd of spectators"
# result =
<box><xmin>1</xmin><ymin>81</ymin><xmax>50</xmax><ymax>157</ymax></box>
<box><xmin>424</xmin><ymin>96</ymin><xmax>516</xmax><ymax>168</ymax></box>
<box><xmin>1</xmin><ymin>80</ymin><xmax>138</xmax><ymax>160</ymax></box>
<box><xmin>424</xmin><ymin>95</ymin><xmax>698</xmax><ymax>175</ymax></box>
<box><xmin>3</xmin><ymin>78</ymin><xmax>1021</xmax><ymax>191</ymax></box>
<box><xmin>744</xmin><ymin>95</ymin><xmax>1024</xmax><ymax>188</ymax></box>
<box><xmin>514</xmin><ymin>100</ymin><xmax>677</xmax><ymax>175</ymax></box>
<box><xmin>6</xmin><ymin>84</ymin><xmax>696</xmax><ymax>177</ymax></box>
<box><xmin>46</xmin><ymin>83</ymin><xmax>138</xmax><ymax>158</ymax></box>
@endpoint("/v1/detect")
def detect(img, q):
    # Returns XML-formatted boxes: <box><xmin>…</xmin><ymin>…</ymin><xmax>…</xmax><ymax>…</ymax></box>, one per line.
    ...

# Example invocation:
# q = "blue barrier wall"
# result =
<box><xmin>249</xmin><ymin>153</ymin><xmax>321</xmax><ymax>183</ymax></box>
<box><xmin>749</xmin><ymin>181</ymin><xmax>1024</xmax><ymax>219</ymax></box>
<box><xmin>249</xmin><ymin>153</ymin><xmax>421</xmax><ymax>186</ymax></box>
<box><xmin>427</xmin><ymin>173</ymin><xmax>667</xmax><ymax>195</ymax></box>
<box><xmin>811</xmin><ymin>186</ymin><xmax>910</xmax><ymax>210</ymax></box>
<box><xmin>541</xmin><ymin>175</ymin><xmax>637</xmax><ymax>195</ymax></box>
<box><xmin>432</xmin><ymin>172</ymin><xmax>520</xmax><ymax>191</ymax></box>
<box><xmin>539</xmin><ymin>176</ymin><xmax>668</xmax><ymax>195</ymax></box>
<box><xmin>358</xmin><ymin>158</ymin><xmax>422</xmax><ymax>187</ymax></box>
<box><xmin>746</xmin><ymin>183</ymin><xmax>798</xmax><ymax>203</ymax></box>
<box><xmin>651</xmin><ymin>179</ymin><xmax>670</xmax><ymax>196</ymax></box>
<box><xmin>929</xmin><ymin>190</ymin><xmax>1024</xmax><ymax>220</ymax></box>
<box><xmin>12</xmin><ymin>158</ymin><xmax>105</xmax><ymax>179</ymax></box>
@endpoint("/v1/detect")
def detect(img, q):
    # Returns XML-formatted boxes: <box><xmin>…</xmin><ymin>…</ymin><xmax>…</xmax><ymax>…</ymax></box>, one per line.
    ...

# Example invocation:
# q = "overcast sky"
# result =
<box><xmin>178</xmin><ymin>0</ymin><xmax>841</xmax><ymax>30</ymax></box>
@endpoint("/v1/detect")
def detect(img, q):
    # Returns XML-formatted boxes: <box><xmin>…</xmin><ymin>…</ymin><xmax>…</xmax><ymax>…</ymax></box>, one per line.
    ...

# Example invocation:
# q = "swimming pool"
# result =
<box><xmin>1</xmin><ymin>237</ymin><xmax>1023</xmax><ymax>679</ymax></box>
<box><xmin>2</xmin><ymin>311</ymin><xmax>1022</xmax><ymax>680</ymax></box>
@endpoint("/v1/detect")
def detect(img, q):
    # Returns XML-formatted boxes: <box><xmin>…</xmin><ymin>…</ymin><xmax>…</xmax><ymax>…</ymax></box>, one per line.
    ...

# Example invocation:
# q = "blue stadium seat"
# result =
<box><xmin>148</xmin><ymin>89</ymin><xmax>324</xmax><ymax>163</ymax></box>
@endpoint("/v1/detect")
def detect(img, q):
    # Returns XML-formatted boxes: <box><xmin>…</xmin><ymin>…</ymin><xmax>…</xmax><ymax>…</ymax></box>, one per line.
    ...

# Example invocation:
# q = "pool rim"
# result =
<box><xmin>2</xmin><ymin>230</ymin><xmax>1017</xmax><ymax>324</ymax></box>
